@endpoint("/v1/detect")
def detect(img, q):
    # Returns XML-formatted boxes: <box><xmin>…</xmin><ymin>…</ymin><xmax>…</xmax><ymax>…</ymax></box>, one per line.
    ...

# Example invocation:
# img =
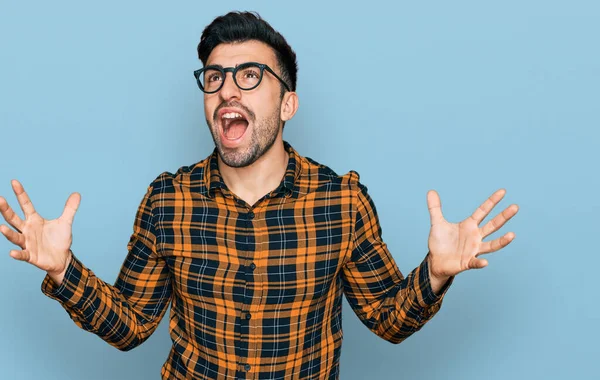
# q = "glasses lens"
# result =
<box><xmin>235</xmin><ymin>64</ymin><xmax>262</xmax><ymax>90</ymax></box>
<box><xmin>200</xmin><ymin>68</ymin><xmax>224</xmax><ymax>93</ymax></box>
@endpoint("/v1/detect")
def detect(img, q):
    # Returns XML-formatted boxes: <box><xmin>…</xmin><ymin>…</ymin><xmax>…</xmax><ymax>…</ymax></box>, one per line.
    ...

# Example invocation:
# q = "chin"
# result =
<box><xmin>217</xmin><ymin>145</ymin><xmax>257</xmax><ymax>168</ymax></box>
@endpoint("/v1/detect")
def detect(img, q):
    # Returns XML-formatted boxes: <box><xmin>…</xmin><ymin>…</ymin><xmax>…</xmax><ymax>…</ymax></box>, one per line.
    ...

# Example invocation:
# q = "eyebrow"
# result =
<box><xmin>204</xmin><ymin>63</ymin><xmax>249</xmax><ymax>70</ymax></box>
<box><xmin>205</xmin><ymin>63</ymin><xmax>224</xmax><ymax>69</ymax></box>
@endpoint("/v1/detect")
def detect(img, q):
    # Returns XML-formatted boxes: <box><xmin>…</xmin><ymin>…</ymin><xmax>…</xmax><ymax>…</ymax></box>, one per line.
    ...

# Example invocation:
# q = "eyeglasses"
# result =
<box><xmin>193</xmin><ymin>62</ymin><xmax>291</xmax><ymax>94</ymax></box>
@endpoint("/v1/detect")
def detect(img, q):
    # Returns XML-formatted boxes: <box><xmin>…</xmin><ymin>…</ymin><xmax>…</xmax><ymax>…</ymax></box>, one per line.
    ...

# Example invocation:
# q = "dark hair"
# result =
<box><xmin>197</xmin><ymin>11</ymin><xmax>298</xmax><ymax>94</ymax></box>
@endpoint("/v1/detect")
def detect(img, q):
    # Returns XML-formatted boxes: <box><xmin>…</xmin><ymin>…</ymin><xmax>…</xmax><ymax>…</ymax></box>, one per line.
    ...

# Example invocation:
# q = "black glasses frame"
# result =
<box><xmin>193</xmin><ymin>62</ymin><xmax>291</xmax><ymax>94</ymax></box>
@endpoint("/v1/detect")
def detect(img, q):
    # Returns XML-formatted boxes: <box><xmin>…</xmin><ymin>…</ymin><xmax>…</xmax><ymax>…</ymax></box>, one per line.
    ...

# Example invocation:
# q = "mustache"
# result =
<box><xmin>213</xmin><ymin>101</ymin><xmax>255</xmax><ymax>123</ymax></box>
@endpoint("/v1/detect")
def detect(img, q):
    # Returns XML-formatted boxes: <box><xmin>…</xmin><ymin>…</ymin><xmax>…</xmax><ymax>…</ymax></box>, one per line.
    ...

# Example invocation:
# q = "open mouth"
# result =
<box><xmin>221</xmin><ymin>111</ymin><xmax>249</xmax><ymax>141</ymax></box>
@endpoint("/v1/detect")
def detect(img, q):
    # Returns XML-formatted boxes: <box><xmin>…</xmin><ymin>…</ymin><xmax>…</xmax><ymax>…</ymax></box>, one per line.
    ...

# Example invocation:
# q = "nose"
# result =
<box><xmin>218</xmin><ymin>72</ymin><xmax>241</xmax><ymax>101</ymax></box>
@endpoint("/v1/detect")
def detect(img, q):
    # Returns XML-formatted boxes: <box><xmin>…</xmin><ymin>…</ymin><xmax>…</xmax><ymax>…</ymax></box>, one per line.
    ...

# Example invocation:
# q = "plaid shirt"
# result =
<box><xmin>42</xmin><ymin>141</ymin><xmax>452</xmax><ymax>379</ymax></box>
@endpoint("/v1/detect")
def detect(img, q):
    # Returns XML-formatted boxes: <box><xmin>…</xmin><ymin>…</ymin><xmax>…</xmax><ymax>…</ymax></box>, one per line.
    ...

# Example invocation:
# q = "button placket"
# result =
<box><xmin>244</xmin><ymin>207</ymin><xmax>261</xmax><ymax>376</ymax></box>
<box><xmin>238</xmin><ymin>203</ymin><xmax>255</xmax><ymax>373</ymax></box>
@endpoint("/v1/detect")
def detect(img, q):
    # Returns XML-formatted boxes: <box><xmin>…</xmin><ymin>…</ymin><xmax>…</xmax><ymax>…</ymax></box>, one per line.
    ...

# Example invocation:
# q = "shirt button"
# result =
<box><xmin>244</xmin><ymin>364</ymin><xmax>251</xmax><ymax>371</ymax></box>
<box><xmin>247</xmin><ymin>211</ymin><xmax>255</xmax><ymax>219</ymax></box>
<box><xmin>249</xmin><ymin>263</ymin><xmax>256</xmax><ymax>271</ymax></box>
<box><xmin>245</xmin><ymin>312</ymin><xmax>252</xmax><ymax>320</ymax></box>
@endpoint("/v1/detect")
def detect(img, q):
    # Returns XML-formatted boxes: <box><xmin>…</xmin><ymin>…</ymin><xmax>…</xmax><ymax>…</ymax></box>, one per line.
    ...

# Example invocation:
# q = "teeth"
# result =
<box><xmin>222</xmin><ymin>112</ymin><xmax>243</xmax><ymax>119</ymax></box>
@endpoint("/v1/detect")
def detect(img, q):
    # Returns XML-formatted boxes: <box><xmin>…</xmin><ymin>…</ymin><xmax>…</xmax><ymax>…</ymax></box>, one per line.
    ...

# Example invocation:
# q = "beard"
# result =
<box><xmin>206</xmin><ymin>101</ymin><xmax>282</xmax><ymax>168</ymax></box>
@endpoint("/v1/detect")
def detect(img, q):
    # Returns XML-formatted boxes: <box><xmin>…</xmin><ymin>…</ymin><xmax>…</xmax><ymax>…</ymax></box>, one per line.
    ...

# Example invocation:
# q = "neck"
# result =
<box><xmin>218</xmin><ymin>138</ymin><xmax>289</xmax><ymax>206</ymax></box>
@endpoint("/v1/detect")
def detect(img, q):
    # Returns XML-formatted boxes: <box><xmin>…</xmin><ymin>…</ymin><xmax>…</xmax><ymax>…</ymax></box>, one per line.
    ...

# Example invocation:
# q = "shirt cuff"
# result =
<box><xmin>41</xmin><ymin>253</ymin><xmax>91</xmax><ymax>310</ymax></box>
<box><xmin>413</xmin><ymin>254</ymin><xmax>454</xmax><ymax>308</ymax></box>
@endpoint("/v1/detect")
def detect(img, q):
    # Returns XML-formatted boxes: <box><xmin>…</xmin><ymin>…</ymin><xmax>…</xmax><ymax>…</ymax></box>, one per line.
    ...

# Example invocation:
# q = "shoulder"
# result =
<box><xmin>145</xmin><ymin>155</ymin><xmax>212</xmax><ymax>199</ymax></box>
<box><xmin>294</xmin><ymin>151</ymin><xmax>366</xmax><ymax>197</ymax></box>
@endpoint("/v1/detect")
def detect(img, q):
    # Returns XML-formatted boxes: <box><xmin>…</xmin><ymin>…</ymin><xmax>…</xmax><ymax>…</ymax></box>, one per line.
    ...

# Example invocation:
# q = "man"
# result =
<box><xmin>0</xmin><ymin>11</ymin><xmax>518</xmax><ymax>380</ymax></box>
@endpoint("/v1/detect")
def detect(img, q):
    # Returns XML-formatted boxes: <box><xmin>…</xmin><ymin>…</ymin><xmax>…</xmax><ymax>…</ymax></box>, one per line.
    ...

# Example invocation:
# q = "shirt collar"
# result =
<box><xmin>204</xmin><ymin>140</ymin><xmax>301</xmax><ymax>199</ymax></box>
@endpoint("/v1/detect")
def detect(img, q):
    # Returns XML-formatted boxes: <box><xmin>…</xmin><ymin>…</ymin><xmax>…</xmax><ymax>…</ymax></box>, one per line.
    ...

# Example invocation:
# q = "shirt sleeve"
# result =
<box><xmin>41</xmin><ymin>183</ymin><xmax>172</xmax><ymax>351</ymax></box>
<box><xmin>341</xmin><ymin>181</ymin><xmax>453</xmax><ymax>344</ymax></box>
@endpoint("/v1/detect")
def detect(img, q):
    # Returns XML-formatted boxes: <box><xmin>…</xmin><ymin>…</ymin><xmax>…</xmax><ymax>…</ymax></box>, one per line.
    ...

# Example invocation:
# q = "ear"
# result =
<box><xmin>280</xmin><ymin>91</ymin><xmax>299</xmax><ymax>122</ymax></box>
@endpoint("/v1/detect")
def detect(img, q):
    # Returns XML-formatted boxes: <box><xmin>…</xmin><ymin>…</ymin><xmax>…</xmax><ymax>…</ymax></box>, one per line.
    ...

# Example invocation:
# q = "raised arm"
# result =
<box><xmin>1</xmin><ymin>180</ymin><xmax>172</xmax><ymax>351</ymax></box>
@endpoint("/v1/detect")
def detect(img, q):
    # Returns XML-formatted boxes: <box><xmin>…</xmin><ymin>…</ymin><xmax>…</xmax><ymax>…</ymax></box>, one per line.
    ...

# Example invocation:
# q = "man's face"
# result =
<box><xmin>204</xmin><ymin>40</ymin><xmax>285</xmax><ymax>168</ymax></box>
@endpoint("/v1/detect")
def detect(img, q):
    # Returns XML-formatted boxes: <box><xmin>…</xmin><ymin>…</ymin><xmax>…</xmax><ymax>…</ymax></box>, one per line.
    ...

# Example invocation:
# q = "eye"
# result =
<box><xmin>241</xmin><ymin>69</ymin><xmax>260</xmax><ymax>79</ymax></box>
<box><xmin>207</xmin><ymin>72</ymin><xmax>223</xmax><ymax>82</ymax></box>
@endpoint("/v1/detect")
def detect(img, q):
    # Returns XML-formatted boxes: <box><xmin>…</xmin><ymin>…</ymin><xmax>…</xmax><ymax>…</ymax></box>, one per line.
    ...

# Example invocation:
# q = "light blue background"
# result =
<box><xmin>1</xmin><ymin>0</ymin><xmax>598</xmax><ymax>379</ymax></box>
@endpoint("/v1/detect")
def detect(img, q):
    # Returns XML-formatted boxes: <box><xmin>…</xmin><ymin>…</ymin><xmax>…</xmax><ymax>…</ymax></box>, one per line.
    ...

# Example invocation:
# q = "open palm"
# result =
<box><xmin>427</xmin><ymin>189</ymin><xmax>519</xmax><ymax>278</ymax></box>
<box><xmin>0</xmin><ymin>180</ymin><xmax>80</xmax><ymax>275</ymax></box>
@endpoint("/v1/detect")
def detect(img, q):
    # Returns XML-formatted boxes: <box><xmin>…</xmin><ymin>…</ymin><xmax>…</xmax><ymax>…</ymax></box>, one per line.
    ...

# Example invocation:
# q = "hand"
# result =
<box><xmin>426</xmin><ymin>189</ymin><xmax>519</xmax><ymax>280</ymax></box>
<box><xmin>0</xmin><ymin>180</ymin><xmax>80</xmax><ymax>280</ymax></box>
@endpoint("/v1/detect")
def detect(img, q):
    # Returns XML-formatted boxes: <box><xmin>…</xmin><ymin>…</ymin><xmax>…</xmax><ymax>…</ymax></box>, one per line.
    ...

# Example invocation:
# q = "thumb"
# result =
<box><xmin>60</xmin><ymin>192</ymin><xmax>81</xmax><ymax>225</ymax></box>
<box><xmin>427</xmin><ymin>190</ymin><xmax>445</xmax><ymax>226</ymax></box>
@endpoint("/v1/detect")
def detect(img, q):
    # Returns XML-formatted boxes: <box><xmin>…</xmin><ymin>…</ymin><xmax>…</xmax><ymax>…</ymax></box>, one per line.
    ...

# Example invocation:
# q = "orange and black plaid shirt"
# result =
<box><xmin>42</xmin><ymin>141</ymin><xmax>452</xmax><ymax>379</ymax></box>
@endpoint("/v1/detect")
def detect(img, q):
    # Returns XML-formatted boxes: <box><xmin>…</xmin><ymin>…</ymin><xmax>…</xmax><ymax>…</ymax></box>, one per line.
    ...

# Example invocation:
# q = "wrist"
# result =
<box><xmin>47</xmin><ymin>250</ymin><xmax>73</xmax><ymax>286</ymax></box>
<box><xmin>427</xmin><ymin>254</ymin><xmax>450</xmax><ymax>295</ymax></box>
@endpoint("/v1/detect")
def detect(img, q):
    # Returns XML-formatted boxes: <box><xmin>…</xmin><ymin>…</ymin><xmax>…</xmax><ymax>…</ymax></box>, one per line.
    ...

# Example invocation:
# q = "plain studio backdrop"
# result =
<box><xmin>0</xmin><ymin>1</ymin><xmax>598</xmax><ymax>379</ymax></box>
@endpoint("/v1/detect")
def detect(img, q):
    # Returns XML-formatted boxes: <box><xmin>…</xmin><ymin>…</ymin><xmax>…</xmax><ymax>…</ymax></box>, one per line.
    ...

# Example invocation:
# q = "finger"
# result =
<box><xmin>427</xmin><ymin>190</ymin><xmax>445</xmax><ymax>226</ymax></box>
<box><xmin>470</xmin><ymin>188</ymin><xmax>506</xmax><ymax>225</ymax></box>
<box><xmin>480</xmin><ymin>204</ymin><xmax>519</xmax><ymax>238</ymax></box>
<box><xmin>469</xmin><ymin>257</ymin><xmax>488</xmax><ymax>269</ymax></box>
<box><xmin>11</xmin><ymin>180</ymin><xmax>37</xmax><ymax>218</ymax></box>
<box><xmin>0</xmin><ymin>196</ymin><xmax>25</xmax><ymax>232</ymax></box>
<box><xmin>479</xmin><ymin>232</ymin><xmax>516</xmax><ymax>254</ymax></box>
<box><xmin>0</xmin><ymin>224</ymin><xmax>26</xmax><ymax>248</ymax></box>
<box><xmin>9</xmin><ymin>249</ymin><xmax>30</xmax><ymax>263</ymax></box>
<box><xmin>60</xmin><ymin>192</ymin><xmax>81</xmax><ymax>225</ymax></box>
